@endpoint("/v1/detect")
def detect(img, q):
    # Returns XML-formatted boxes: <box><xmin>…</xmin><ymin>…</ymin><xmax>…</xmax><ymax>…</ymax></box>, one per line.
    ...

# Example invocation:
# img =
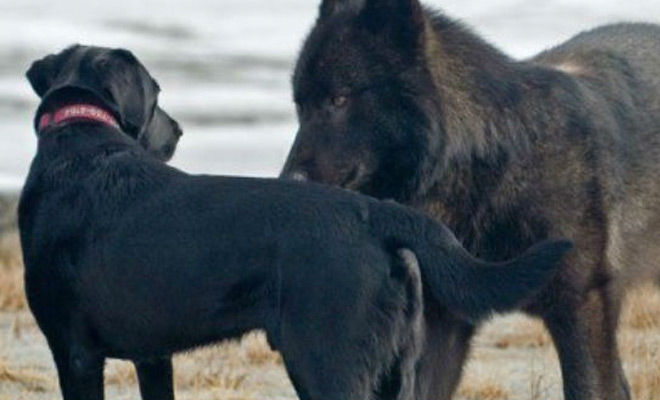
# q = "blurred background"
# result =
<box><xmin>1</xmin><ymin>0</ymin><xmax>659</xmax><ymax>194</ymax></box>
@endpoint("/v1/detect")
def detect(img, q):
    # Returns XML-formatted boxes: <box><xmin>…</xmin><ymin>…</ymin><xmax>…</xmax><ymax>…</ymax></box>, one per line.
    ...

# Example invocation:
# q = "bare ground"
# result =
<box><xmin>1</xmin><ymin>231</ymin><xmax>659</xmax><ymax>400</ymax></box>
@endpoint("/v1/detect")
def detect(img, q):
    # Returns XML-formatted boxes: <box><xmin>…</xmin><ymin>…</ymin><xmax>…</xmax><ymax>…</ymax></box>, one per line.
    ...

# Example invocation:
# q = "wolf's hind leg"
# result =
<box><xmin>582</xmin><ymin>286</ymin><xmax>631</xmax><ymax>400</ymax></box>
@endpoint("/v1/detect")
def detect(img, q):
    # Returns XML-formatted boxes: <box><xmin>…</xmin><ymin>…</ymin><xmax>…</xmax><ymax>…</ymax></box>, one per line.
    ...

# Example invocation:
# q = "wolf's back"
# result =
<box><xmin>535</xmin><ymin>23</ymin><xmax>660</xmax><ymax>96</ymax></box>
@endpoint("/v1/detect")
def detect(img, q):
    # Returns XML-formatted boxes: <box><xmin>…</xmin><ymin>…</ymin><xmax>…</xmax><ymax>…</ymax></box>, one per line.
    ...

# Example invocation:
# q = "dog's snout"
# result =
<box><xmin>171</xmin><ymin>120</ymin><xmax>183</xmax><ymax>138</ymax></box>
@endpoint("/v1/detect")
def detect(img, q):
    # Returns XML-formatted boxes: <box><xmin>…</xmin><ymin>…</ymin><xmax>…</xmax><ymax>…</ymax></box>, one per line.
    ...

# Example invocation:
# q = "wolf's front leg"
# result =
<box><xmin>543</xmin><ymin>302</ymin><xmax>599</xmax><ymax>400</ymax></box>
<box><xmin>581</xmin><ymin>285</ymin><xmax>630</xmax><ymax>400</ymax></box>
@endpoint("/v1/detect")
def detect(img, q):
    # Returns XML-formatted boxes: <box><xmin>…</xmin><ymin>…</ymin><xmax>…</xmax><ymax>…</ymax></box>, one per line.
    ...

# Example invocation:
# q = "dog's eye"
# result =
<box><xmin>332</xmin><ymin>95</ymin><xmax>348</xmax><ymax>108</ymax></box>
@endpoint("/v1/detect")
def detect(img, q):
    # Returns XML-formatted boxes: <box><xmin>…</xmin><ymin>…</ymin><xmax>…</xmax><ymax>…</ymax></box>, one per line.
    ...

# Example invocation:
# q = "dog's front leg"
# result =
<box><xmin>50</xmin><ymin>342</ymin><xmax>105</xmax><ymax>400</ymax></box>
<box><xmin>135</xmin><ymin>357</ymin><xmax>175</xmax><ymax>400</ymax></box>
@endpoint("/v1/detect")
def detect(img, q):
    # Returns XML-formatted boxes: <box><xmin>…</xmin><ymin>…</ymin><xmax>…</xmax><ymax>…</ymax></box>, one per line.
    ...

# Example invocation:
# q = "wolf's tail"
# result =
<box><xmin>371</xmin><ymin>201</ymin><xmax>572</xmax><ymax>321</ymax></box>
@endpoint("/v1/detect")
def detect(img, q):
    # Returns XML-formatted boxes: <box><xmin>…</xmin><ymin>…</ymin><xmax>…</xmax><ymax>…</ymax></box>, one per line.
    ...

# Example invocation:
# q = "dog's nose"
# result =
<box><xmin>171</xmin><ymin>120</ymin><xmax>183</xmax><ymax>137</ymax></box>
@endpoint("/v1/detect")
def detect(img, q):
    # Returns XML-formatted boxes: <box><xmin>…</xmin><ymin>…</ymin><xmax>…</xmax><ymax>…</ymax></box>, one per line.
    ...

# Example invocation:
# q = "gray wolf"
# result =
<box><xmin>281</xmin><ymin>1</ymin><xmax>660</xmax><ymax>399</ymax></box>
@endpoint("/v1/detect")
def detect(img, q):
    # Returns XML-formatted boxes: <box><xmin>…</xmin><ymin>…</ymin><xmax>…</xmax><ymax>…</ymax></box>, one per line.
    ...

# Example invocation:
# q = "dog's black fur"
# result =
<box><xmin>20</xmin><ymin>46</ymin><xmax>570</xmax><ymax>400</ymax></box>
<box><xmin>281</xmin><ymin>1</ymin><xmax>660</xmax><ymax>399</ymax></box>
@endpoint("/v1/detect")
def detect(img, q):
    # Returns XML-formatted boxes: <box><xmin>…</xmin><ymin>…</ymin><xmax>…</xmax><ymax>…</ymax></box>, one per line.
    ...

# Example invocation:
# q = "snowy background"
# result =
<box><xmin>1</xmin><ymin>0</ymin><xmax>658</xmax><ymax>192</ymax></box>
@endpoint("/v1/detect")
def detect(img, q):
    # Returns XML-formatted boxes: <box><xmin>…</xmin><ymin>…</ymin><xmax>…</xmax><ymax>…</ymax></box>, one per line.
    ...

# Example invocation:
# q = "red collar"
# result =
<box><xmin>38</xmin><ymin>104</ymin><xmax>120</xmax><ymax>133</ymax></box>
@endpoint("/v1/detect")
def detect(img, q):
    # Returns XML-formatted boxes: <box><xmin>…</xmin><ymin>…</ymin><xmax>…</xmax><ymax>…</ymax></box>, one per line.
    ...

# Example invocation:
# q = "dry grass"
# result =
<box><xmin>104</xmin><ymin>361</ymin><xmax>139</xmax><ymax>387</ymax></box>
<box><xmin>174</xmin><ymin>347</ymin><xmax>250</xmax><ymax>391</ymax></box>
<box><xmin>493</xmin><ymin>320</ymin><xmax>551</xmax><ymax>350</ymax></box>
<box><xmin>619</xmin><ymin>286</ymin><xmax>660</xmax><ymax>400</ymax></box>
<box><xmin>458</xmin><ymin>377</ymin><xmax>510</xmax><ymax>400</ymax></box>
<box><xmin>629</xmin><ymin>353</ymin><xmax>660</xmax><ymax>400</ymax></box>
<box><xmin>172</xmin><ymin>333</ymin><xmax>281</xmax><ymax>391</ymax></box>
<box><xmin>102</xmin><ymin>333</ymin><xmax>286</xmax><ymax>398</ymax></box>
<box><xmin>0</xmin><ymin>233</ymin><xmax>25</xmax><ymax>312</ymax></box>
<box><xmin>242</xmin><ymin>333</ymin><xmax>283</xmax><ymax>365</ymax></box>
<box><xmin>621</xmin><ymin>285</ymin><xmax>660</xmax><ymax>331</ymax></box>
<box><xmin>0</xmin><ymin>357</ymin><xmax>54</xmax><ymax>393</ymax></box>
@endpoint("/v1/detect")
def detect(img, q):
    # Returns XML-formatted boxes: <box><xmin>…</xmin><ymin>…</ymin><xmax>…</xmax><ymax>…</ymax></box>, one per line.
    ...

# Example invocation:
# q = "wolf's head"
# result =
<box><xmin>281</xmin><ymin>0</ymin><xmax>444</xmax><ymax>200</ymax></box>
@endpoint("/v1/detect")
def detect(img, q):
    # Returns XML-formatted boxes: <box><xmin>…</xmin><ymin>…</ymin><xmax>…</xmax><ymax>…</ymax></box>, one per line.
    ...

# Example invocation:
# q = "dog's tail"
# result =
<box><xmin>371</xmin><ymin>201</ymin><xmax>572</xmax><ymax>322</ymax></box>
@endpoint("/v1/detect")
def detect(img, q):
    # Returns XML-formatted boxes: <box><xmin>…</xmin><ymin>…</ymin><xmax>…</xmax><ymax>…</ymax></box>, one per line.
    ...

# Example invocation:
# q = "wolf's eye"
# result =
<box><xmin>332</xmin><ymin>95</ymin><xmax>348</xmax><ymax>108</ymax></box>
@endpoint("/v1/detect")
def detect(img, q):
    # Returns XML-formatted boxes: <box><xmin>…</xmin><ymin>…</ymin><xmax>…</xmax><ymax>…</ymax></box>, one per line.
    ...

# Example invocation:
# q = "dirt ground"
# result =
<box><xmin>1</xmin><ymin>232</ymin><xmax>659</xmax><ymax>400</ymax></box>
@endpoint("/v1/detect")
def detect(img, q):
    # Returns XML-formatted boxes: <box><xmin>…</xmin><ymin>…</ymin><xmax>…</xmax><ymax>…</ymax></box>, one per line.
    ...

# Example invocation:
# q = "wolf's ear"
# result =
<box><xmin>359</xmin><ymin>0</ymin><xmax>425</xmax><ymax>43</ymax></box>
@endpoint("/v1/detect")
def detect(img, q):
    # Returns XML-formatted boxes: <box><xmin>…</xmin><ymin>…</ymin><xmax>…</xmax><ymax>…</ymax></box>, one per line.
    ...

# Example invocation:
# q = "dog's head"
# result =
<box><xmin>26</xmin><ymin>45</ymin><xmax>182</xmax><ymax>161</ymax></box>
<box><xmin>281</xmin><ymin>0</ymin><xmax>439</xmax><ymax>200</ymax></box>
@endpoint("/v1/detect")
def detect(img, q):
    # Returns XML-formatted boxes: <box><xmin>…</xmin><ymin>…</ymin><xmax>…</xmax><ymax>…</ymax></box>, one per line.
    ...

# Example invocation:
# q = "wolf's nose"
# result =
<box><xmin>282</xmin><ymin>171</ymin><xmax>308</xmax><ymax>182</ymax></box>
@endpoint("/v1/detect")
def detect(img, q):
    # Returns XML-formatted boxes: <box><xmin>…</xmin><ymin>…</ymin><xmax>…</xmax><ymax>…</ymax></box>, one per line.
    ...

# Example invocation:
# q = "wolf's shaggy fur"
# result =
<box><xmin>282</xmin><ymin>1</ymin><xmax>660</xmax><ymax>399</ymax></box>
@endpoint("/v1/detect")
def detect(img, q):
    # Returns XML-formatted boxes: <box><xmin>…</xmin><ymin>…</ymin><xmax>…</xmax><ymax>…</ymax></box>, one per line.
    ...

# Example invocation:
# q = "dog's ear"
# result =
<box><xmin>358</xmin><ymin>0</ymin><xmax>425</xmax><ymax>45</ymax></box>
<box><xmin>26</xmin><ymin>46</ymin><xmax>80</xmax><ymax>98</ymax></box>
<box><xmin>93</xmin><ymin>49</ymin><xmax>161</xmax><ymax>138</ymax></box>
<box><xmin>26</xmin><ymin>54</ymin><xmax>57</xmax><ymax>97</ymax></box>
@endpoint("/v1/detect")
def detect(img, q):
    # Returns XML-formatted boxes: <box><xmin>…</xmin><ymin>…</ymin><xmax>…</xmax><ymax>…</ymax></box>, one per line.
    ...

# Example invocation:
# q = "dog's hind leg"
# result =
<box><xmin>276</xmin><ymin>247</ymin><xmax>424</xmax><ymax>400</ymax></box>
<box><xmin>413</xmin><ymin>305</ymin><xmax>475</xmax><ymax>400</ymax></box>
<box><xmin>395</xmin><ymin>239</ymin><xmax>474</xmax><ymax>400</ymax></box>
<box><xmin>135</xmin><ymin>357</ymin><xmax>175</xmax><ymax>400</ymax></box>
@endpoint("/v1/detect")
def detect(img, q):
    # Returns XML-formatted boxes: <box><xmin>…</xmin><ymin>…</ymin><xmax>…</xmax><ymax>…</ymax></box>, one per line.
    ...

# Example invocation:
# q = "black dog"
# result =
<box><xmin>21</xmin><ymin>45</ymin><xmax>570</xmax><ymax>400</ymax></box>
